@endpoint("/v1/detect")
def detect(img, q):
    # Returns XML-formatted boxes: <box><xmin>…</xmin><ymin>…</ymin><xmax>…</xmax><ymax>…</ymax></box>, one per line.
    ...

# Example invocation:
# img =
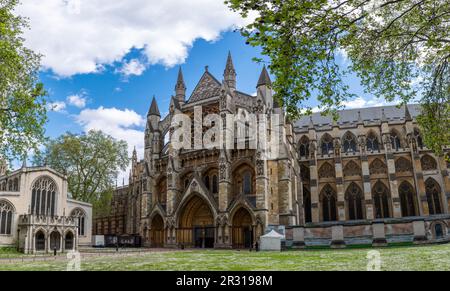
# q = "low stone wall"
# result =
<box><xmin>286</xmin><ymin>215</ymin><xmax>450</xmax><ymax>248</ymax></box>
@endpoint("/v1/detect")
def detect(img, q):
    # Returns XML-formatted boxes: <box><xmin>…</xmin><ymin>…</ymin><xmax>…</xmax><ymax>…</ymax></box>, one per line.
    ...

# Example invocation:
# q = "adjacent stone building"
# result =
<box><xmin>0</xmin><ymin>166</ymin><xmax>92</xmax><ymax>253</ymax></box>
<box><xmin>94</xmin><ymin>53</ymin><xmax>450</xmax><ymax>248</ymax></box>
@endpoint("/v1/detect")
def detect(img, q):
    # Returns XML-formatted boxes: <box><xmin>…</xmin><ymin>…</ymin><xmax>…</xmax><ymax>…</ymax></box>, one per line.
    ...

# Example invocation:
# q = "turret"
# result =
<box><xmin>148</xmin><ymin>96</ymin><xmax>161</xmax><ymax>130</ymax></box>
<box><xmin>256</xmin><ymin>65</ymin><xmax>273</xmax><ymax>107</ymax></box>
<box><xmin>175</xmin><ymin>67</ymin><xmax>186</xmax><ymax>104</ymax></box>
<box><xmin>223</xmin><ymin>51</ymin><xmax>236</xmax><ymax>90</ymax></box>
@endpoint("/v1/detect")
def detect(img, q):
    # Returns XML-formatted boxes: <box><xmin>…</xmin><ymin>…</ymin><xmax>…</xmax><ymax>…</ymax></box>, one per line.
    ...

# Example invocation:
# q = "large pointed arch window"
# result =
<box><xmin>366</xmin><ymin>132</ymin><xmax>380</xmax><ymax>152</ymax></box>
<box><xmin>399</xmin><ymin>181</ymin><xmax>418</xmax><ymax>217</ymax></box>
<box><xmin>390</xmin><ymin>131</ymin><xmax>402</xmax><ymax>150</ymax></box>
<box><xmin>425</xmin><ymin>179</ymin><xmax>442</xmax><ymax>215</ymax></box>
<box><xmin>299</xmin><ymin>136</ymin><xmax>310</xmax><ymax>158</ymax></box>
<box><xmin>0</xmin><ymin>200</ymin><xmax>14</xmax><ymax>235</ymax></box>
<box><xmin>31</xmin><ymin>177</ymin><xmax>57</xmax><ymax>216</ymax></box>
<box><xmin>320</xmin><ymin>184</ymin><xmax>337</xmax><ymax>222</ymax></box>
<box><xmin>321</xmin><ymin>134</ymin><xmax>334</xmax><ymax>156</ymax></box>
<box><xmin>71</xmin><ymin>208</ymin><xmax>87</xmax><ymax>236</ymax></box>
<box><xmin>345</xmin><ymin>183</ymin><xmax>364</xmax><ymax>220</ymax></box>
<box><xmin>342</xmin><ymin>132</ymin><xmax>358</xmax><ymax>153</ymax></box>
<box><xmin>372</xmin><ymin>181</ymin><xmax>390</xmax><ymax>219</ymax></box>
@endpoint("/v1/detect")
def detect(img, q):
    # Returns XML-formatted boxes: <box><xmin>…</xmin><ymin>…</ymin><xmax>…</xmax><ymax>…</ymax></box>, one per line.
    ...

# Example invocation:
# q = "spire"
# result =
<box><xmin>132</xmin><ymin>146</ymin><xmax>137</xmax><ymax>160</ymax></box>
<box><xmin>223</xmin><ymin>51</ymin><xmax>236</xmax><ymax>90</ymax></box>
<box><xmin>224</xmin><ymin>51</ymin><xmax>236</xmax><ymax>75</ymax></box>
<box><xmin>175</xmin><ymin>67</ymin><xmax>186</xmax><ymax>102</ymax></box>
<box><xmin>148</xmin><ymin>96</ymin><xmax>161</xmax><ymax>117</ymax></box>
<box><xmin>405</xmin><ymin>104</ymin><xmax>412</xmax><ymax>122</ymax></box>
<box><xmin>257</xmin><ymin>65</ymin><xmax>272</xmax><ymax>87</ymax></box>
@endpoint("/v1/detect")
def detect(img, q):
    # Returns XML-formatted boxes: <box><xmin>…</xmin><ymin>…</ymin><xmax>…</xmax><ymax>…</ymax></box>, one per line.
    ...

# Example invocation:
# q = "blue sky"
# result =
<box><xmin>15</xmin><ymin>0</ymin><xmax>402</xmax><ymax>177</ymax></box>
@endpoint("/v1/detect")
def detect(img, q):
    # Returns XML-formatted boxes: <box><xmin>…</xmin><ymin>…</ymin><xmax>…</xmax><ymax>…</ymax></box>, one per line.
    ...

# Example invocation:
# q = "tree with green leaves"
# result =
<box><xmin>34</xmin><ymin>130</ymin><xmax>130</xmax><ymax>206</ymax></box>
<box><xmin>226</xmin><ymin>0</ymin><xmax>449</xmax><ymax>159</ymax></box>
<box><xmin>0</xmin><ymin>0</ymin><xmax>47</xmax><ymax>163</ymax></box>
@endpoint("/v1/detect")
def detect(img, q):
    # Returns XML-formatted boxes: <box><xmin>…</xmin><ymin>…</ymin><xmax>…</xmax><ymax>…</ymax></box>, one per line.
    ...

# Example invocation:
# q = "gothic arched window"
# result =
<box><xmin>31</xmin><ymin>176</ymin><xmax>57</xmax><ymax>216</ymax></box>
<box><xmin>425</xmin><ymin>178</ymin><xmax>442</xmax><ymax>215</ymax></box>
<box><xmin>0</xmin><ymin>200</ymin><xmax>14</xmax><ymax>235</ymax></box>
<box><xmin>399</xmin><ymin>181</ymin><xmax>417</xmax><ymax>217</ymax></box>
<box><xmin>71</xmin><ymin>208</ymin><xmax>87</xmax><ymax>236</ymax></box>
<box><xmin>421</xmin><ymin>155</ymin><xmax>437</xmax><ymax>171</ymax></box>
<box><xmin>243</xmin><ymin>171</ymin><xmax>252</xmax><ymax>195</ymax></box>
<box><xmin>390</xmin><ymin>131</ymin><xmax>402</xmax><ymax>150</ymax></box>
<box><xmin>299</xmin><ymin>136</ymin><xmax>310</xmax><ymax>158</ymax></box>
<box><xmin>233</xmin><ymin>164</ymin><xmax>255</xmax><ymax>200</ymax></box>
<box><xmin>342</xmin><ymin>132</ymin><xmax>358</xmax><ymax>153</ymax></box>
<box><xmin>303</xmin><ymin>186</ymin><xmax>312</xmax><ymax>223</ymax></box>
<box><xmin>320</xmin><ymin>184</ymin><xmax>337</xmax><ymax>222</ymax></box>
<box><xmin>321</xmin><ymin>134</ymin><xmax>334</xmax><ymax>155</ymax></box>
<box><xmin>366</xmin><ymin>132</ymin><xmax>380</xmax><ymax>152</ymax></box>
<box><xmin>372</xmin><ymin>181</ymin><xmax>390</xmax><ymax>219</ymax></box>
<box><xmin>345</xmin><ymin>183</ymin><xmax>364</xmax><ymax>220</ymax></box>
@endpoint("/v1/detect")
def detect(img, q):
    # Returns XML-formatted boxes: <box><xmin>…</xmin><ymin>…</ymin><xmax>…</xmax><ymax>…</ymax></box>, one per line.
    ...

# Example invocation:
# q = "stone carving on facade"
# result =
<box><xmin>395</xmin><ymin>157</ymin><xmax>413</xmax><ymax>173</ymax></box>
<box><xmin>369</xmin><ymin>158</ymin><xmax>388</xmax><ymax>175</ymax></box>
<box><xmin>343</xmin><ymin>160</ymin><xmax>362</xmax><ymax>177</ymax></box>
<box><xmin>255</xmin><ymin>151</ymin><xmax>265</xmax><ymax>176</ymax></box>
<box><xmin>421</xmin><ymin>155</ymin><xmax>437</xmax><ymax>171</ymax></box>
<box><xmin>318</xmin><ymin>162</ymin><xmax>336</xmax><ymax>179</ymax></box>
<box><xmin>253</xmin><ymin>99</ymin><xmax>264</xmax><ymax>114</ymax></box>
<box><xmin>309</xmin><ymin>140</ymin><xmax>317</xmax><ymax>159</ymax></box>
<box><xmin>358</xmin><ymin>135</ymin><xmax>367</xmax><ymax>153</ymax></box>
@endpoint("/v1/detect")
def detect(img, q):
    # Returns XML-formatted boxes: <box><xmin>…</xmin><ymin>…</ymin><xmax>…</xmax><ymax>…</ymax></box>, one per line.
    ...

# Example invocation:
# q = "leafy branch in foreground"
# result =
<box><xmin>0</xmin><ymin>0</ymin><xmax>48</xmax><ymax>163</ymax></box>
<box><xmin>226</xmin><ymin>0</ymin><xmax>449</xmax><ymax>159</ymax></box>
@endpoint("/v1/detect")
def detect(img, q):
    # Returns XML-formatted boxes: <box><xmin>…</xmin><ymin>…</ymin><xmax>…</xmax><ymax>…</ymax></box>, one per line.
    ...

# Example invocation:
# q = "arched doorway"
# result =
<box><xmin>50</xmin><ymin>231</ymin><xmax>61</xmax><ymax>251</ymax></box>
<box><xmin>150</xmin><ymin>214</ymin><xmax>165</xmax><ymax>248</ymax></box>
<box><xmin>35</xmin><ymin>231</ymin><xmax>45</xmax><ymax>251</ymax></box>
<box><xmin>65</xmin><ymin>232</ymin><xmax>74</xmax><ymax>251</ymax></box>
<box><xmin>177</xmin><ymin>195</ymin><xmax>215</xmax><ymax>248</ymax></box>
<box><xmin>232</xmin><ymin>207</ymin><xmax>253</xmax><ymax>249</ymax></box>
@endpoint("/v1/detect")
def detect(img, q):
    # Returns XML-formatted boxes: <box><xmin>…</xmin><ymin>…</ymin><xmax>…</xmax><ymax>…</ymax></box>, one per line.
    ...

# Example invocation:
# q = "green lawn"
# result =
<box><xmin>0</xmin><ymin>247</ymin><xmax>24</xmax><ymax>259</ymax></box>
<box><xmin>1</xmin><ymin>243</ymin><xmax>450</xmax><ymax>271</ymax></box>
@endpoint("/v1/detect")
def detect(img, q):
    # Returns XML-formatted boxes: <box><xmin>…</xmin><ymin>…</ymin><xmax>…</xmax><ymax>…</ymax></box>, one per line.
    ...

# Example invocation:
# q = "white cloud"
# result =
<box><xmin>47</xmin><ymin>101</ymin><xmax>67</xmax><ymax>112</ymax></box>
<box><xmin>342</xmin><ymin>96</ymin><xmax>400</xmax><ymax>109</ymax></box>
<box><xmin>117</xmin><ymin>59</ymin><xmax>146</xmax><ymax>77</ymax></box>
<box><xmin>76</xmin><ymin>106</ymin><xmax>146</xmax><ymax>183</ymax></box>
<box><xmin>17</xmin><ymin>0</ymin><xmax>254</xmax><ymax>77</ymax></box>
<box><xmin>67</xmin><ymin>94</ymin><xmax>87</xmax><ymax>108</ymax></box>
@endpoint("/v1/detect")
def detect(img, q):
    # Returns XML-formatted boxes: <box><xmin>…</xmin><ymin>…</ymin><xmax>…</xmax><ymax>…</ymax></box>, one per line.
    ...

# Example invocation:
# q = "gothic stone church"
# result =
<box><xmin>94</xmin><ymin>53</ymin><xmax>450</xmax><ymax>248</ymax></box>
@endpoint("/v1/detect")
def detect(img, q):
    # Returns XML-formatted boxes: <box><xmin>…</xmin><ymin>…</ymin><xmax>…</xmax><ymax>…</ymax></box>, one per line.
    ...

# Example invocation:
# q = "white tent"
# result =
<box><xmin>260</xmin><ymin>230</ymin><xmax>284</xmax><ymax>251</ymax></box>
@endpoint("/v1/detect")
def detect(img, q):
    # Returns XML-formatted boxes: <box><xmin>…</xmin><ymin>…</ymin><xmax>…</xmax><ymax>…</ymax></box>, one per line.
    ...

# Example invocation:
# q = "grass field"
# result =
<box><xmin>1</xmin><ymin>243</ymin><xmax>450</xmax><ymax>271</ymax></box>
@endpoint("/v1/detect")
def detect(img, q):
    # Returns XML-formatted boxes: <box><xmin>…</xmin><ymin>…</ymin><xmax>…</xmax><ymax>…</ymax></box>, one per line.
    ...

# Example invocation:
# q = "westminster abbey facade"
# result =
<box><xmin>94</xmin><ymin>53</ymin><xmax>450</xmax><ymax>248</ymax></box>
